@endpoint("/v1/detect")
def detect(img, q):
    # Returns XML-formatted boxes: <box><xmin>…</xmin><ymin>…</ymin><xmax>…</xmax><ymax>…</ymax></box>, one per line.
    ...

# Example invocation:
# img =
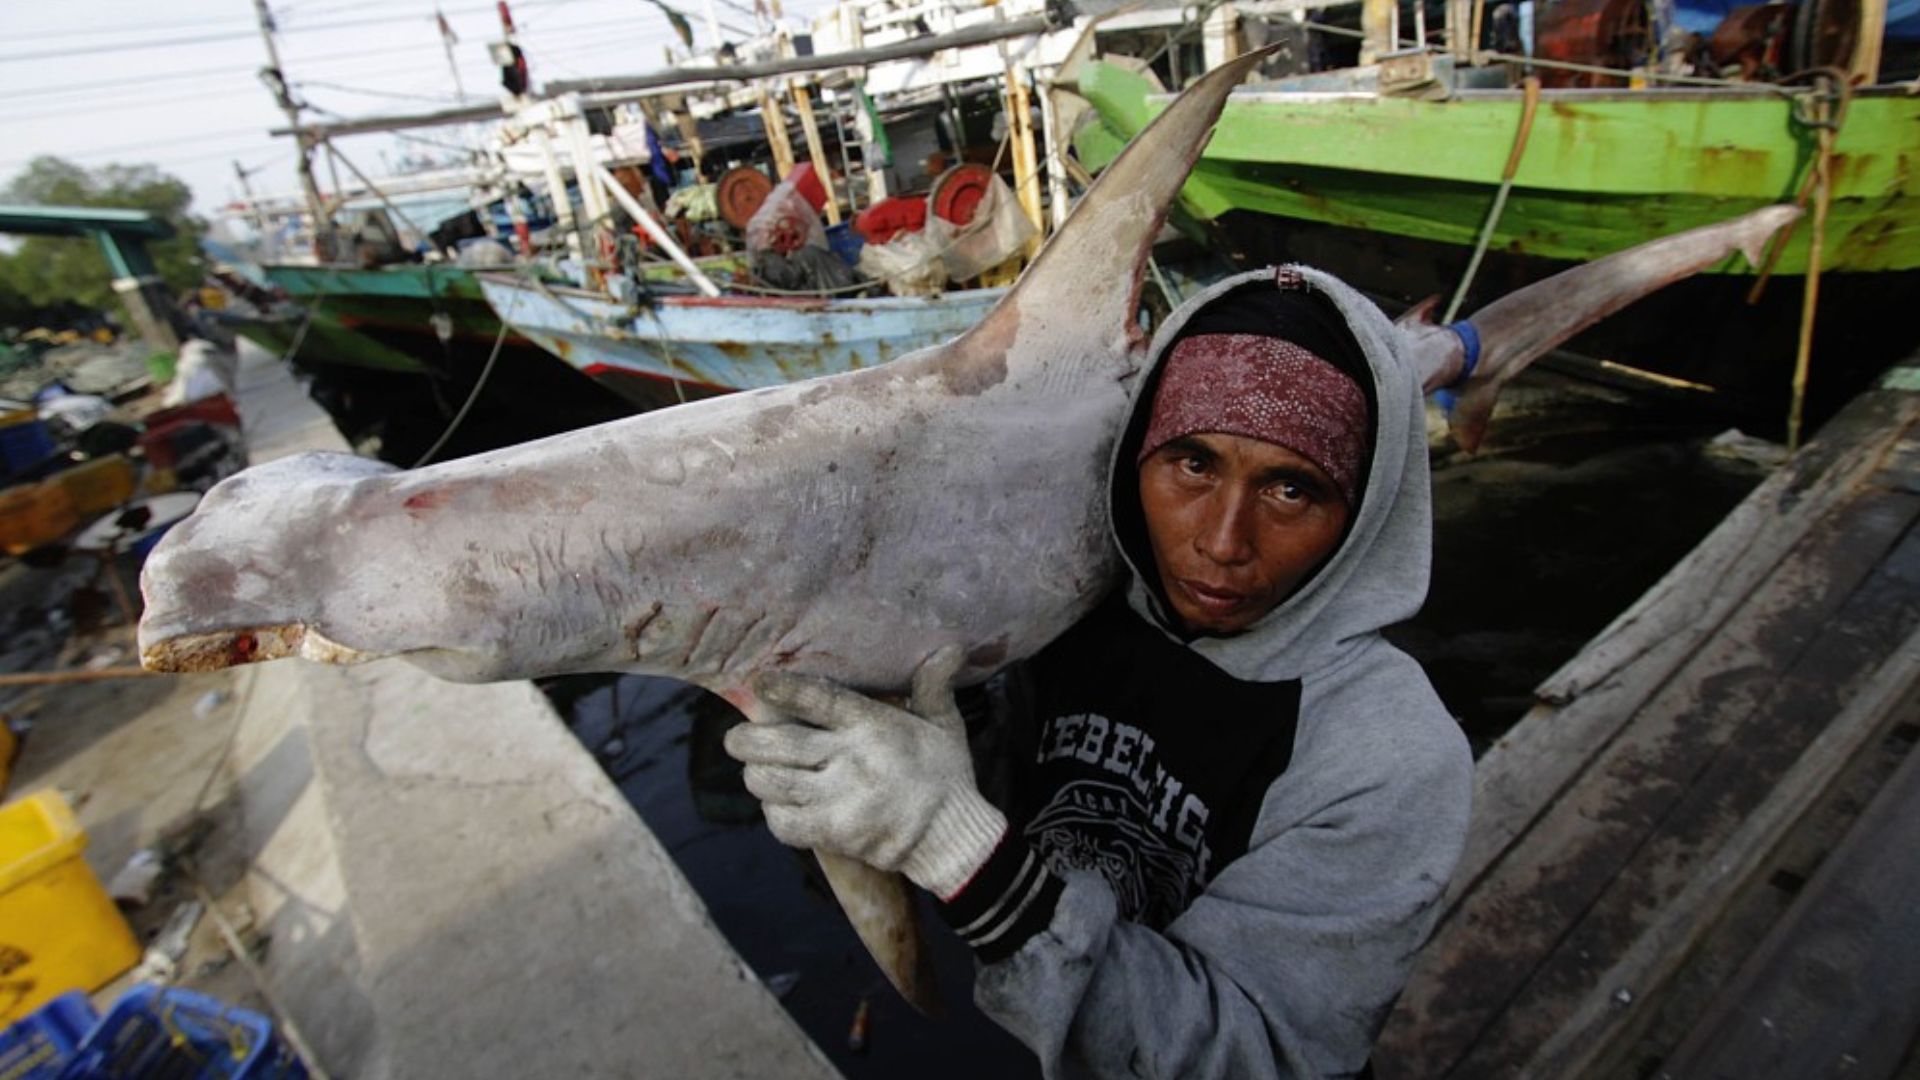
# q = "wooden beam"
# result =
<box><xmin>545</xmin><ymin>15</ymin><xmax>1054</xmax><ymax>96</ymax></box>
<box><xmin>1656</xmin><ymin>676</ymin><xmax>1920</xmax><ymax>1078</ymax></box>
<box><xmin>789</xmin><ymin>80</ymin><xmax>841</xmax><ymax>225</ymax></box>
<box><xmin>1362</xmin><ymin>0</ymin><xmax>1396</xmax><ymax>62</ymax></box>
<box><xmin>1852</xmin><ymin>0</ymin><xmax>1887</xmax><ymax>83</ymax></box>
<box><xmin>1004</xmin><ymin>65</ymin><xmax>1045</xmax><ymax>256</ymax></box>
<box><xmin>1521</xmin><ymin>625</ymin><xmax>1920</xmax><ymax>1078</ymax></box>
<box><xmin>759</xmin><ymin>87</ymin><xmax>796</xmax><ymax>180</ymax></box>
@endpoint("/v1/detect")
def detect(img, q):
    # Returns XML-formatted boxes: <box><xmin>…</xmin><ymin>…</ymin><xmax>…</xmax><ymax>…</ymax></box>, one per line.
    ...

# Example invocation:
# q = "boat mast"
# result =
<box><xmin>252</xmin><ymin>0</ymin><xmax>337</xmax><ymax>259</ymax></box>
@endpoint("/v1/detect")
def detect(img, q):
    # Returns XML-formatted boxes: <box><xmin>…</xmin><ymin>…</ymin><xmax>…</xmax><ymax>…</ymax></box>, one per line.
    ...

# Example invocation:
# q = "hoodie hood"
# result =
<box><xmin>1109</xmin><ymin>265</ymin><xmax>1433</xmax><ymax>683</ymax></box>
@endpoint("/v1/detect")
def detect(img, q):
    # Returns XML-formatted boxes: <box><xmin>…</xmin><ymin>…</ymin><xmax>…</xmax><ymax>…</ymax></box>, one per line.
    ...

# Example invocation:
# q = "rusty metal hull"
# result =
<box><xmin>474</xmin><ymin>274</ymin><xmax>1008</xmax><ymax>406</ymax></box>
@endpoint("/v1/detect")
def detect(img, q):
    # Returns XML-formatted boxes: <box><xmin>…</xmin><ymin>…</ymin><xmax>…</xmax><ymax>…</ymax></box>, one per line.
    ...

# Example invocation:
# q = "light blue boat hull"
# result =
<box><xmin>476</xmin><ymin>274</ymin><xmax>1008</xmax><ymax>408</ymax></box>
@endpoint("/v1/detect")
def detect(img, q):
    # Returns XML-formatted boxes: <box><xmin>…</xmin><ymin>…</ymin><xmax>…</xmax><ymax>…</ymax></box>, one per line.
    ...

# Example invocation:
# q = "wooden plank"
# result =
<box><xmin>1443</xmin><ymin>393</ymin><xmax>1920</xmax><ymax>915</ymax></box>
<box><xmin>1379</xmin><ymin>486</ymin><xmax>1920</xmax><ymax>1080</ymax></box>
<box><xmin>1518</xmin><ymin>626</ymin><xmax>1920</xmax><ymax>1077</ymax></box>
<box><xmin>1443</xmin><ymin>511</ymin><xmax>1920</xmax><ymax>1076</ymax></box>
<box><xmin>1657</xmin><ymin>696</ymin><xmax>1920</xmax><ymax>1078</ymax></box>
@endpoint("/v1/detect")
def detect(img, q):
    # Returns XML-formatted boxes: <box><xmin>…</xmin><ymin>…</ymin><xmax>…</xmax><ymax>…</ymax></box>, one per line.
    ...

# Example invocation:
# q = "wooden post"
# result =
<box><xmin>1852</xmin><ymin>0</ymin><xmax>1886</xmax><ymax>83</ymax></box>
<box><xmin>1362</xmin><ymin>0</ymin><xmax>1396</xmax><ymax>63</ymax></box>
<box><xmin>1004</xmin><ymin>64</ymin><xmax>1045</xmax><ymax>256</ymax></box>
<box><xmin>535</xmin><ymin>129</ymin><xmax>585</xmax><ymax>267</ymax></box>
<box><xmin>1447</xmin><ymin>0</ymin><xmax>1475</xmax><ymax>59</ymax></box>
<box><xmin>1038</xmin><ymin>75</ymin><xmax>1072</xmax><ymax>233</ymax></box>
<box><xmin>1202</xmin><ymin>3</ymin><xmax>1241</xmax><ymax>69</ymax></box>
<box><xmin>1788</xmin><ymin>87</ymin><xmax>1835</xmax><ymax>452</ymax></box>
<box><xmin>759</xmin><ymin>87</ymin><xmax>796</xmax><ymax>179</ymax></box>
<box><xmin>790</xmin><ymin>78</ymin><xmax>842</xmax><ymax>225</ymax></box>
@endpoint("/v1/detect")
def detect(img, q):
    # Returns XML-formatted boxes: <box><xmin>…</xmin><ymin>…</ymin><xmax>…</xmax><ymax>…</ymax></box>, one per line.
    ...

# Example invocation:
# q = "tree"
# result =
<box><xmin>0</xmin><ymin>156</ymin><xmax>206</xmax><ymax>327</ymax></box>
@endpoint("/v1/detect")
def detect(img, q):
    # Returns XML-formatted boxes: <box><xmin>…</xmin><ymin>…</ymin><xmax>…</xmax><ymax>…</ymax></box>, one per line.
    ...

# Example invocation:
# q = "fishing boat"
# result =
<box><xmin>474</xmin><ymin>273</ymin><xmax>1008</xmax><ymax>407</ymax></box>
<box><xmin>1067</xmin><ymin>10</ymin><xmax>1920</xmax><ymax>428</ymax></box>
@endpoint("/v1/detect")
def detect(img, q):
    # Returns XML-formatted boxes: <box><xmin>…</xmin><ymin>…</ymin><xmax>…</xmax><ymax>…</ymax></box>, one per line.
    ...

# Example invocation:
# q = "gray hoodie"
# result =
<box><xmin>945</xmin><ymin>266</ymin><xmax>1473</xmax><ymax>1079</ymax></box>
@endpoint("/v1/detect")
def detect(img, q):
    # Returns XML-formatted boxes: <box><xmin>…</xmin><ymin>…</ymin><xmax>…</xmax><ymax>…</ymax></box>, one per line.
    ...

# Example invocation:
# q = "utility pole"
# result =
<box><xmin>251</xmin><ymin>0</ymin><xmax>335</xmax><ymax>260</ymax></box>
<box><xmin>437</xmin><ymin>9</ymin><xmax>469</xmax><ymax>101</ymax></box>
<box><xmin>231</xmin><ymin>160</ymin><xmax>269</xmax><ymax>236</ymax></box>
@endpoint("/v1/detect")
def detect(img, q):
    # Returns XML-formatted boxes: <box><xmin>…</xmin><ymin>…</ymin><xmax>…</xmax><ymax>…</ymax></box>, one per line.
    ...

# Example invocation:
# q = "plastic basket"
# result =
<box><xmin>61</xmin><ymin>986</ymin><xmax>307</xmax><ymax>1080</ymax></box>
<box><xmin>0</xmin><ymin>993</ymin><xmax>96</xmax><ymax>1080</ymax></box>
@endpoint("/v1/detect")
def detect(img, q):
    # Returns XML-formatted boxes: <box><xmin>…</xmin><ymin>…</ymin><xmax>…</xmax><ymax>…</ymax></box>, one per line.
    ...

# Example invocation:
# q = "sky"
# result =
<box><xmin>0</xmin><ymin>0</ymin><xmax>839</xmax><ymax>223</ymax></box>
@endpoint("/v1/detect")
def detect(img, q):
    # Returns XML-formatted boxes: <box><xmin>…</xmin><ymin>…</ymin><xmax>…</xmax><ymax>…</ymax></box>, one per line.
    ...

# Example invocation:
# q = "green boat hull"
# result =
<box><xmin>1075</xmin><ymin>63</ymin><xmax>1920</xmax><ymax>275</ymax></box>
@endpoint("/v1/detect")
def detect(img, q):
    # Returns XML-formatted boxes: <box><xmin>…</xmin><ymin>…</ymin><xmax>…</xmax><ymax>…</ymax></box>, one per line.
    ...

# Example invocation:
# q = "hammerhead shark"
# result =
<box><xmin>138</xmin><ymin>45</ymin><xmax>1796</xmax><ymax>1012</ymax></box>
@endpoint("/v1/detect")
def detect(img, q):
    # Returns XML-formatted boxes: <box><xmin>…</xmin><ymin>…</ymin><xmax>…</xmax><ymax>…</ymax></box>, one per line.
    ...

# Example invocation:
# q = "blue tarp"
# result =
<box><xmin>1673</xmin><ymin>0</ymin><xmax>1920</xmax><ymax>38</ymax></box>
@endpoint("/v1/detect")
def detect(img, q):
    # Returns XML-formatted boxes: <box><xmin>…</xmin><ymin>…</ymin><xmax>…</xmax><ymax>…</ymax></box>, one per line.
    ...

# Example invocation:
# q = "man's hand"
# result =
<box><xmin>724</xmin><ymin>646</ymin><xmax>1008</xmax><ymax>899</ymax></box>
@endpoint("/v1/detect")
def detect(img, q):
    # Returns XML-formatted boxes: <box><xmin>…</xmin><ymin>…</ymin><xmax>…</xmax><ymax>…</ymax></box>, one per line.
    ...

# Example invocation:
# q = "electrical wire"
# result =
<box><xmin>298</xmin><ymin>80</ymin><xmax>468</xmax><ymax>104</ymax></box>
<box><xmin>0</xmin><ymin>0</ymin><xmax>595</xmax><ymax>62</ymax></box>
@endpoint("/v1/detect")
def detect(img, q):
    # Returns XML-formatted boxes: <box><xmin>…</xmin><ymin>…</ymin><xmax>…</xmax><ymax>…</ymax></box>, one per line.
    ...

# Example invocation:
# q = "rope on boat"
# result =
<box><xmin>1444</xmin><ymin>75</ymin><xmax>1541</xmax><ymax>323</ymax></box>
<box><xmin>1747</xmin><ymin>69</ymin><xmax>1856</xmax><ymax>303</ymax></box>
<box><xmin>1788</xmin><ymin>73</ymin><xmax>1844</xmax><ymax>451</ymax></box>
<box><xmin>411</xmin><ymin>278</ymin><xmax>520</xmax><ymax>468</ymax></box>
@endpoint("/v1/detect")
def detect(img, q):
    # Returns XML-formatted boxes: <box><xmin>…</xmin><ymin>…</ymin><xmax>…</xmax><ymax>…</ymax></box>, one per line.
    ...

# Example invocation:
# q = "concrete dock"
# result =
<box><xmin>11</xmin><ymin>342</ymin><xmax>842</xmax><ymax>1078</ymax></box>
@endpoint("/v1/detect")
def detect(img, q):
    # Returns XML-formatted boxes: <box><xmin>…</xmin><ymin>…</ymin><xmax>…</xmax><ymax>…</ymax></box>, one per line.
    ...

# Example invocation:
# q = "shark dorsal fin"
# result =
<box><xmin>947</xmin><ymin>48</ymin><xmax>1272</xmax><ymax>386</ymax></box>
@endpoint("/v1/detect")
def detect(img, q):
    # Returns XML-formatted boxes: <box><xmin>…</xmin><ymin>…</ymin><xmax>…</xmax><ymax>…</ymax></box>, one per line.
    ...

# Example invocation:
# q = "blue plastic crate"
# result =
<box><xmin>0</xmin><ymin>418</ymin><xmax>58</xmax><ymax>482</ymax></box>
<box><xmin>58</xmin><ymin>986</ymin><xmax>306</xmax><ymax>1080</ymax></box>
<box><xmin>0</xmin><ymin>992</ymin><xmax>97</xmax><ymax>1080</ymax></box>
<box><xmin>826</xmin><ymin>222</ymin><xmax>865</xmax><ymax>267</ymax></box>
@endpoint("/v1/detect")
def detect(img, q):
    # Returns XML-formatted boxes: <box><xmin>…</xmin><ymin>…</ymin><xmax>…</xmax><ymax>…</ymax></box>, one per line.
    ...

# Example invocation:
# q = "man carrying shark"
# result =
<box><xmin>726</xmin><ymin>265</ymin><xmax>1473</xmax><ymax>1078</ymax></box>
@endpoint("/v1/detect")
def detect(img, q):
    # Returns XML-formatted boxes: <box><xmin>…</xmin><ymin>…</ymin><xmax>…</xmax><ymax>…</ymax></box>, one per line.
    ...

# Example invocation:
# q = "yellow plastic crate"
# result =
<box><xmin>0</xmin><ymin>790</ymin><xmax>141</xmax><ymax>1024</ymax></box>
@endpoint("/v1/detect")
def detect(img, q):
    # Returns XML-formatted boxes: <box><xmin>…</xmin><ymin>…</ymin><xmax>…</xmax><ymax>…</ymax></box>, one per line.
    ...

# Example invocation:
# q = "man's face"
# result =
<box><xmin>1137</xmin><ymin>432</ymin><xmax>1352</xmax><ymax>636</ymax></box>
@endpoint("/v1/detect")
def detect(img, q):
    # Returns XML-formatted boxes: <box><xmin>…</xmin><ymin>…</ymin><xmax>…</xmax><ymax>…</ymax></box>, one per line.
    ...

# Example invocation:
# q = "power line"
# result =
<box><xmin>297</xmin><ymin>80</ymin><xmax>468</xmax><ymax>104</ymax></box>
<box><xmin>0</xmin><ymin>0</ymin><xmax>594</xmax><ymax>63</ymax></box>
<box><xmin>8</xmin><ymin>88</ymin><xmax>284</xmax><ymax>126</ymax></box>
<box><xmin>0</xmin><ymin>135</ymin><xmax>281</xmax><ymax>174</ymax></box>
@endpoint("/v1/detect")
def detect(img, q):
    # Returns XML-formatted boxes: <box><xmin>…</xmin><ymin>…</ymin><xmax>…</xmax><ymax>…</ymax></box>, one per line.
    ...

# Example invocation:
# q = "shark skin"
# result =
<box><xmin>137</xmin><ymin>39</ymin><xmax>1799</xmax><ymax>1007</ymax></box>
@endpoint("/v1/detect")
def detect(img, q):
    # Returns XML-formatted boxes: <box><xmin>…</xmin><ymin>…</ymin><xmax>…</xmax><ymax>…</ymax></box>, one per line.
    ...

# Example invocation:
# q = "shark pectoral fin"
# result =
<box><xmin>817</xmin><ymin>850</ymin><xmax>944</xmax><ymax>1017</ymax></box>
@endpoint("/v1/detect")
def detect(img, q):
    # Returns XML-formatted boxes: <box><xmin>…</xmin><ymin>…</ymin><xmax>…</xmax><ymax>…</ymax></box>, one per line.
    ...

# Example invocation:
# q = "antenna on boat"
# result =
<box><xmin>251</xmin><ymin>0</ymin><xmax>337</xmax><ymax>261</ymax></box>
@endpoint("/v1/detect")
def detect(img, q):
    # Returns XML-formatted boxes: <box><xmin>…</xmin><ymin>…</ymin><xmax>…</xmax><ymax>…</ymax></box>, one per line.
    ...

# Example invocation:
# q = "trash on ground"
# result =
<box><xmin>106</xmin><ymin>847</ymin><xmax>165</xmax><ymax>907</ymax></box>
<box><xmin>193</xmin><ymin>689</ymin><xmax>232</xmax><ymax>719</ymax></box>
<box><xmin>1704</xmin><ymin>427</ymin><xmax>1790</xmax><ymax>469</ymax></box>
<box><xmin>133</xmin><ymin>899</ymin><xmax>204</xmax><ymax>984</ymax></box>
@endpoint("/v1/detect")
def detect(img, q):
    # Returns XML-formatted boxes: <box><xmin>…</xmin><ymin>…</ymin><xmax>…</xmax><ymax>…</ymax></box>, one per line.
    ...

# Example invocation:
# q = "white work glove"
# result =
<box><xmin>724</xmin><ymin>646</ymin><xmax>1008</xmax><ymax>899</ymax></box>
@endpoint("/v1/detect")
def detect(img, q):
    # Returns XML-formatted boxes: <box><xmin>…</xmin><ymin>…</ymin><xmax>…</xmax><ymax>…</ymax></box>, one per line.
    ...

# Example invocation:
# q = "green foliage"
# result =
<box><xmin>0</xmin><ymin>156</ymin><xmax>206</xmax><ymax>327</ymax></box>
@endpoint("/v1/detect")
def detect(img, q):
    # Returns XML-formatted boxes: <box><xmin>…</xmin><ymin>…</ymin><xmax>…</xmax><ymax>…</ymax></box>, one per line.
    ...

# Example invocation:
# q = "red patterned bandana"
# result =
<box><xmin>1137</xmin><ymin>333</ymin><xmax>1370</xmax><ymax>507</ymax></box>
